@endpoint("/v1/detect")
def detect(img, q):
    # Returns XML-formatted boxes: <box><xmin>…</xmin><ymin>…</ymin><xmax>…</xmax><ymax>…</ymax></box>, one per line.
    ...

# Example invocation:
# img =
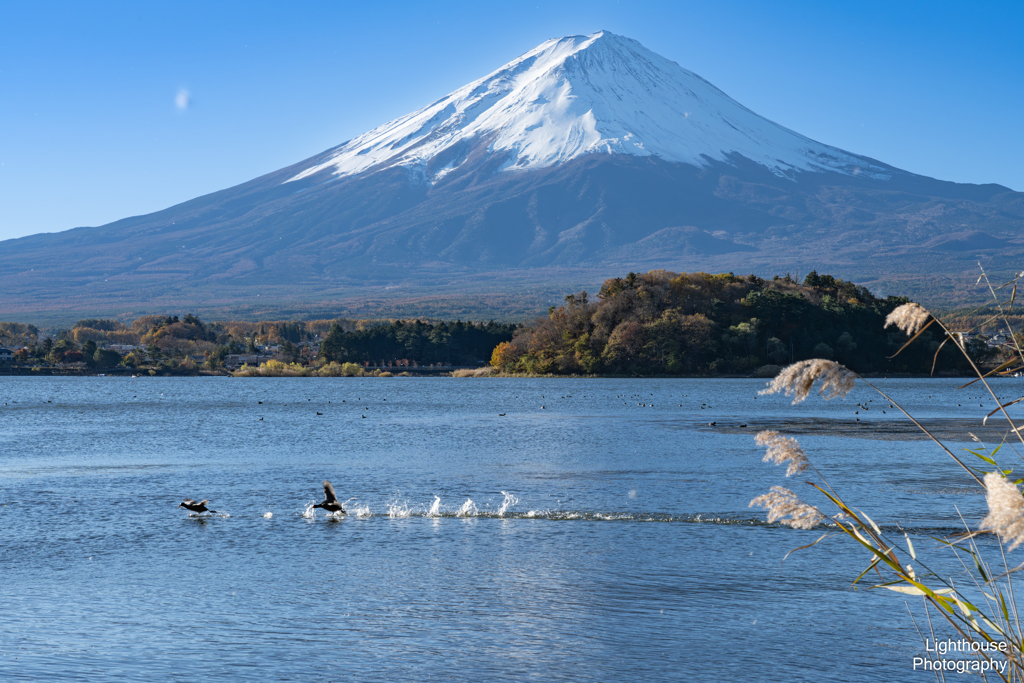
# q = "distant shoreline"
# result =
<box><xmin>0</xmin><ymin>367</ymin><xmax>985</xmax><ymax>379</ymax></box>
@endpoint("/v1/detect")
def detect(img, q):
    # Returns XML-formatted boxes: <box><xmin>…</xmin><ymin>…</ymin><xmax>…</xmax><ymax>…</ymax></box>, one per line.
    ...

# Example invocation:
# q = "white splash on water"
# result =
<box><xmin>387</xmin><ymin>494</ymin><xmax>413</xmax><ymax>518</ymax></box>
<box><xmin>497</xmin><ymin>491</ymin><xmax>518</xmax><ymax>517</ymax></box>
<box><xmin>425</xmin><ymin>495</ymin><xmax>442</xmax><ymax>517</ymax></box>
<box><xmin>350</xmin><ymin>504</ymin><xmax>372</xmax><ymax>517</ymax></box>
<box><xmin>262</xmin><ymin>512</ymin><xmax>273</xmax><ymax>519</ymax></box>
<box><xmin>456</xmin><ymin>498</ymin><xmax>478</xmax><ymax>517</ymax></box>
<box><xmin>302</xmin><ymin>501</ymin><xmax>316</xmax><ymax>519</ymax></box>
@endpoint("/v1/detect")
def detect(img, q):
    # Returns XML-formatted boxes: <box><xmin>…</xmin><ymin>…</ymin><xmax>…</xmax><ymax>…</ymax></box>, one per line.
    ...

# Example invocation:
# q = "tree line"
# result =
<box><xmin>2</xmin><ymin>270</ymin><xmax>1000</xmax><ymax>375</ymax></box>
<box><xmin>319</xmin><ymin>320</ymin><xmax>516</xmax><ymax>366</ymax></box>
<box><xmin>3</xmin><ymin>313</ymin><xmax>515</xmax><ymax>372</ymax></box>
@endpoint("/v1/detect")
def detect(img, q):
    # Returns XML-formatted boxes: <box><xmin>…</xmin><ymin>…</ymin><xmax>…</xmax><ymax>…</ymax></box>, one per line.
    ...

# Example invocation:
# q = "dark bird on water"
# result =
<box><xmin>178</xmin><ymin>499</ymin><xmax>217</xmax><ymax>515</ymax></box>
<box><xmin>313</xmin><ymin>480</ymin><xmax>346</xmax><ymax>515</ymax></box>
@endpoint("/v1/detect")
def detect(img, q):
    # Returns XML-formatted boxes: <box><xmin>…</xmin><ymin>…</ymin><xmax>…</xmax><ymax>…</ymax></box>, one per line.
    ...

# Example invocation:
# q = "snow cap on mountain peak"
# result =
<box><xmin>288</xmin><ymin>30</ymin><xmax>887</xmax><ymax>184</ymax></box>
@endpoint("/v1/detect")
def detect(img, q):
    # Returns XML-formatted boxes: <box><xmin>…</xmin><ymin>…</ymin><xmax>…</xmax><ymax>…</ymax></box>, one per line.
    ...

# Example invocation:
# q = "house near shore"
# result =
<box><xmin>985</xmin><ymin>334</ymin><xmax>1013</xmax><ymax>348</ymax></box>
<box><xmin>107</xmin><ymin>344</ymin><xmax>138</xmax><ymax>353</ymax></box>
<box><xmin>0</xmin><ymin>348</ymin><xmax>12</xmax><ymax>363</ymax></box>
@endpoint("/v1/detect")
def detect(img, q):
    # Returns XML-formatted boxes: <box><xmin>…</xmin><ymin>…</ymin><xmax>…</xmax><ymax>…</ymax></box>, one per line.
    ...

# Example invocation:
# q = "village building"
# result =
<box><xmin>107</xmin><ymin>344</ymin><xmax>138</xmax><ymax>353</ymax></box>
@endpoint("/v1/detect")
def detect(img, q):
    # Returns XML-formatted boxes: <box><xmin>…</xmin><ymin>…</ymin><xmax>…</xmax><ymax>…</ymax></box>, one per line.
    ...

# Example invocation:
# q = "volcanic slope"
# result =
<box><xmin>2</xmin><ymin>30</ymin><xmax>1021</xmax><ymax>319</ymax></box>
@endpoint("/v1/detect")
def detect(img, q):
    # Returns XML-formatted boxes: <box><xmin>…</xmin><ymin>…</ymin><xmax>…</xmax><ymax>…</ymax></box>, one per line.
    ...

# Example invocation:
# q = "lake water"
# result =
<box><xmin>1</xmin><ymin>375</ymin><xmax>1019</xmax><ymax>681</ymax></box>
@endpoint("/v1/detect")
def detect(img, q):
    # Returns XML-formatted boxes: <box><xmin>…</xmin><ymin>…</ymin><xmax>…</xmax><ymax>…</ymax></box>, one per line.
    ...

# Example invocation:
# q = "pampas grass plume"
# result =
<box><xmin>980</xmin><ymin>472</ymin><xmax>1024</xmax><ymax>551</ymax></box>
<box><xmin>885</xmin><ymin>302</ymin><xmax>931</xmax><ymax>336</ymax></box>
<box><xmin>756</xmin><ymin>430</ymin><xmax>810</xmax><ymax>476</ymax></box>
<box><xmin>761</xmin><ymin>359</ymin><xmax>856</xmax><ymax>404</ymax></box>
<box><xmin>750</xmin><ymin>486</ymin><xmax>825</xmax><ymax>530</ymax></box>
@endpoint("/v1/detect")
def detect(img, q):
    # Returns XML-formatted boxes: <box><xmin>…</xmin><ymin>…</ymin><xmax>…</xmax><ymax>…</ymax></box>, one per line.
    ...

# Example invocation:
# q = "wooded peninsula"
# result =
<box><xmin>489</xmin><ymin>270</ymin><xmax>995</xmax><ymax>376</ymax></box>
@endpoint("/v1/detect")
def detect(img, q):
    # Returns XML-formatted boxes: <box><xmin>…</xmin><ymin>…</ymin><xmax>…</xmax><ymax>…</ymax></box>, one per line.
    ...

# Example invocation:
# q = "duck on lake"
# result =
<box><xmin>313</xmin><ymin>480</ymin><xmax>346</xmax><ymax>515</ymax></box>
<box><xmin>178</xmin><ymin>499</ymin><xmax>217</xmax><ymax>515</ymax></box>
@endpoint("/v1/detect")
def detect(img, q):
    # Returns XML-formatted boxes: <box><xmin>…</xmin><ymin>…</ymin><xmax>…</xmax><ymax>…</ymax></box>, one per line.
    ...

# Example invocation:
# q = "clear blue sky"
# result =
<box><xmin>1</xmin><ymin>0</ymin><xmax>1021</xmax><ymax>241</ymax></box>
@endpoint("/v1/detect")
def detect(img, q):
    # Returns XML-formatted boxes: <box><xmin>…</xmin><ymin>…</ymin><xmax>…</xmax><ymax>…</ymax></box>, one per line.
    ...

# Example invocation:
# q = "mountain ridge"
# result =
<box><xmin>1</xmin><ymin>31</ymin><xmax>1021</xmax><ymax>321</ymax></box>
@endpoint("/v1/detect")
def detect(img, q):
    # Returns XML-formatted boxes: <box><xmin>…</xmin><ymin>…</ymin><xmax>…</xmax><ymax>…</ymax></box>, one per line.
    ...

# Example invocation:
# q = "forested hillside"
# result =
<box><xmin>490</xmin><ymin>270</ymin><xmax>991</xmax><ymax>376</ymax></box>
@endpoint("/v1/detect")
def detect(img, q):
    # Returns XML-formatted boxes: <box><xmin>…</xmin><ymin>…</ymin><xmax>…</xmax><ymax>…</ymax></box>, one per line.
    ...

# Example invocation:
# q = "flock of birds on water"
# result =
<box><xmin>9</xmin><ymin>389</ymin><xmax>1012</xmax><ymax>436</ymax></box>
<box><xmin>179</xmin><ymin>480</ymin><xmax>344</xmax><ymax>517</ymax></box>
<box><xmin>174</xmin><ymin>391</ymin><xmax>1011</xmax><ymax>519</ymax></box>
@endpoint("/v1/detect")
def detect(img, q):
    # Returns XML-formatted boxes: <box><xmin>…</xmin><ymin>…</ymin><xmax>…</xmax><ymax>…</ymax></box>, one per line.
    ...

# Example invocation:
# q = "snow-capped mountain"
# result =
<box><xmin>289</xmin><ymin>31</ymin><xmax>888</xmax><ymax>184</ymax></box>
<box><xmin>0</xmin><ymin>32</ymin><xmax>1020</xmax><ymax>319</ymax></box>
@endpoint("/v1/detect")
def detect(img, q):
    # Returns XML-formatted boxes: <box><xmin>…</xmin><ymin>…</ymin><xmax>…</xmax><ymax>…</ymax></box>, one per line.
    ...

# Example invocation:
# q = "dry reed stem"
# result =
<box><xmin>749</xmin><ymin>486</ymin><xmax>825</xmax><ymax>530</ymax></box>
<box><xmin>760</xmin><ymin>359</ymin><xmax>856</xmax><ymax>404</ymax></box>
<box><xmin>755</xmin><ymin>430</ymin><xmax>809</xmax><ymax>476</ymax></box>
